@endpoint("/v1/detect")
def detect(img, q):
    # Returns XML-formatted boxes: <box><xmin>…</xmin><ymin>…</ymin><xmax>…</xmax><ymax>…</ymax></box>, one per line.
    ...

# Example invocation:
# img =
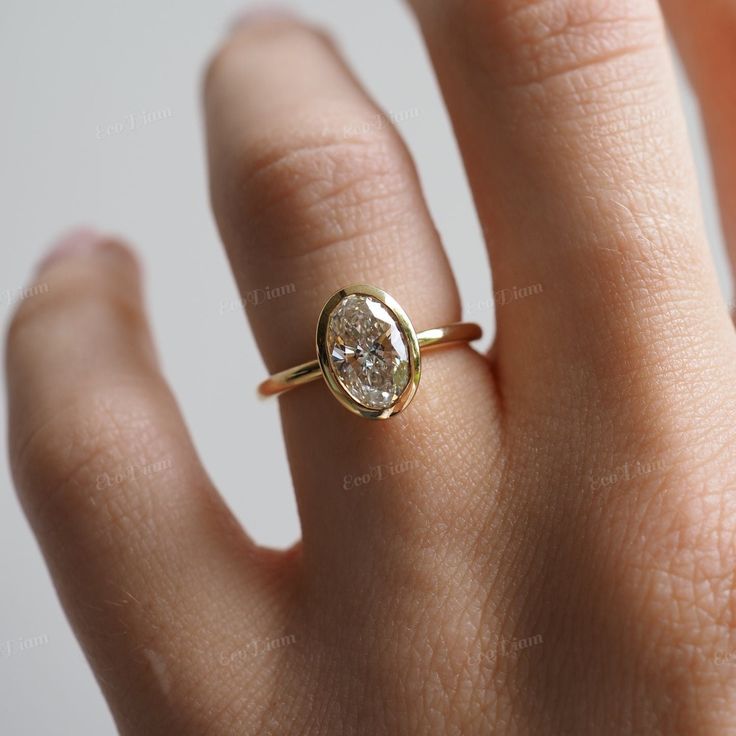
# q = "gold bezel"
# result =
<box><xmin>316</xmin><ymin>285</ymin><xmax>421</xmax><ymax>419</ymax></box>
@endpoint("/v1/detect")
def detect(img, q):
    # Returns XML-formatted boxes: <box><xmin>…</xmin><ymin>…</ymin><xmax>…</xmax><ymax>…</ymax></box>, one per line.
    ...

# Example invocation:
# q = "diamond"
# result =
<box><xmin>325</xmin><ymin>293</ymin><xmax>410</xmax><ymax>410</ymax></box>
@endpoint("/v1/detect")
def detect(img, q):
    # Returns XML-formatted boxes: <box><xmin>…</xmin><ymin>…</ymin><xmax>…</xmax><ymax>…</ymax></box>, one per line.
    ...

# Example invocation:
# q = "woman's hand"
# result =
<box><xmin>6</xmin><ymin>2</ymin><xmax>736</xmax><ymax>733</ymax></box>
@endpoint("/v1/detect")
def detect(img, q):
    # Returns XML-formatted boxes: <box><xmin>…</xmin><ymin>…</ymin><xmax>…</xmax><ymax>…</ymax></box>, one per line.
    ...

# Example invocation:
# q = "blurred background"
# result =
<box><xmin>0</xmin><ymin>0</ymin><xmax>731</xmax><ymax>733</ymax></box>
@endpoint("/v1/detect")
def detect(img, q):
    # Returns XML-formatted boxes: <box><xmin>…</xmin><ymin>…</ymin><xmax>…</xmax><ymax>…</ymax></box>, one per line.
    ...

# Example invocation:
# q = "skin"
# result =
<box><xmin>5</xmin><ymin>1</ymin><xmax>736</xmax><ymax>733</ymax></box>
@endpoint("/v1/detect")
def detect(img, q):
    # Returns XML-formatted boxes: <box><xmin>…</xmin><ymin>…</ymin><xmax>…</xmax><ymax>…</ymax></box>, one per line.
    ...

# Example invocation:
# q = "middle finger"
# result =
<box><xmin>410</xmin><ymin>0</ymin><xmax>736</xmax><ymax>412</ymax></box>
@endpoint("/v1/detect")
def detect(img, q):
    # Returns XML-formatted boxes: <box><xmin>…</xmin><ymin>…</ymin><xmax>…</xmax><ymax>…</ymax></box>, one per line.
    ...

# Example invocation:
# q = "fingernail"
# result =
<box><xmin>230</xmin><ymin>4</ymin><xmax>297</xmax><ymax>32</ymax></box>
<box><xmin>37</xmin><ymin>227</ymin><xmax>104</xmax><ymax>272</ymax></box>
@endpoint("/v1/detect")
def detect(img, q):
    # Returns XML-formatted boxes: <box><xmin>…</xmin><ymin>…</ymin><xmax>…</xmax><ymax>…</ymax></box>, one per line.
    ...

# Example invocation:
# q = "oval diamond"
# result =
<box><xmin>325</xmin><ymin>293</ymin><xmax>410</xmax><ymax>410</ymax></box>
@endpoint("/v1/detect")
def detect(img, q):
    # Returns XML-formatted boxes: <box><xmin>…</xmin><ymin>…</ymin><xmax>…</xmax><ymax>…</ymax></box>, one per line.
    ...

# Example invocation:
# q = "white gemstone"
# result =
<box><xmin>326</xmin><ymin>294</ymin><xmax>410</xmax><ymax>410</ymax></box>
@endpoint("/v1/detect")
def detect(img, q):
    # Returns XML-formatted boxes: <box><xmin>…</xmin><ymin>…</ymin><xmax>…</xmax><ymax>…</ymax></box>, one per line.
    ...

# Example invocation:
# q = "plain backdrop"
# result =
<box><xmin>0</xmin><ymin>1</ymin><xmax>732</xmax><ymax>733</ymax></box>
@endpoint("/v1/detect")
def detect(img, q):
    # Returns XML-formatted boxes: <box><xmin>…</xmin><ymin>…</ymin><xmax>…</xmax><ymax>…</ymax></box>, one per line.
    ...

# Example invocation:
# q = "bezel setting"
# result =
<box><xmin>316</xmin><ymin>285</ymin><xmax>421</xmax><ymax>419</ymax></box>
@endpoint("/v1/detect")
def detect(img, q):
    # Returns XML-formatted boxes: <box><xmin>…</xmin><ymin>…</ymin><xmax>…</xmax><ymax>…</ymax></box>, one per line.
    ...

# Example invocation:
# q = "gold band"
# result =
<box><xmin>258</xmin><ymin>321</ymin><xmax>481</xmax><ymax>397</ymax></box>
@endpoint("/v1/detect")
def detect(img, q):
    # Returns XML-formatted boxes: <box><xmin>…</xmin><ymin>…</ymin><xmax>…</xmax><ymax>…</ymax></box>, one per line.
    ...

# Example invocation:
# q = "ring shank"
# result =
<box><xmin>258</xmin><ymin>322</ymin><xmax>482</xmax><ymax>397</ymax></box>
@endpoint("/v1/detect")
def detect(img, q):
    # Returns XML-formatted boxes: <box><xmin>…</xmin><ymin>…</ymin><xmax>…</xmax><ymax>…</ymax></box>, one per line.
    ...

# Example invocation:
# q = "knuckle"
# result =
<box><xmin>233</xmin><ymin>131</ymin><xmax>415</xmax><ymax>257</ymax></box>
<box><xmin>7</xmin><ymin>264</ymin><xmax>143</xmax><ymax>354</ymax></box>
<box><xmin>11</xmin><ymin>386</ymin><xmax>174</xmax><ymax>538</ymax></box>
<box><xmin>460</xmin><ymin>0</ymin><xmax>661</xmax><ymax>89</ymax></box>
<box><xmin>203</xmin><ymin>25</ymin><xmax>420</xmax><ymax>259</ymax></box>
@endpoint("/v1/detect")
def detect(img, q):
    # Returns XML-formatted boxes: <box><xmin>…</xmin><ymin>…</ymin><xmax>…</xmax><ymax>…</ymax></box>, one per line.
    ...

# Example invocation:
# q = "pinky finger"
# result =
<box><xmin>5</xmin><ymin>229</ymin><xmax>286</xmax><ymax>732</ymax></box>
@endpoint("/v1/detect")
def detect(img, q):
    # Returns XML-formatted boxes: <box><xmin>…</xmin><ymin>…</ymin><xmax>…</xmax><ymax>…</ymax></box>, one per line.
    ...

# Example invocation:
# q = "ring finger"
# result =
<box><xmin>203</xmin><ymin>14</ymin><xmax>500</xmax><ymax>582</ymax></box>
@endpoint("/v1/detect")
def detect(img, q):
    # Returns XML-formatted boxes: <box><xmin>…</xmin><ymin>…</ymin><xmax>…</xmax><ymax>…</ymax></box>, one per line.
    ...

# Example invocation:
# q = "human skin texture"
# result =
<box><xmin>5</xmin><ymin>1</ymin><xmax>736</xmax><ymax>734</ymax></box>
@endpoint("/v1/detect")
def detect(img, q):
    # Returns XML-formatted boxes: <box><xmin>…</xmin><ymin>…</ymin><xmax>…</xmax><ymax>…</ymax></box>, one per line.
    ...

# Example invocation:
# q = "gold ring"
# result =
<box><xmin>258</xmin><ymin>285</ymin><xmax>482</xmax><ymax>419</ymax></box>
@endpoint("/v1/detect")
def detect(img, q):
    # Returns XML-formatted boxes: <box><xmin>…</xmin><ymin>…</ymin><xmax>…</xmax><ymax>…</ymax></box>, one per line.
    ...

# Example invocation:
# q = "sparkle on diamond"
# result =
<box><xmin>326</xmin><ymin>294</ymin><xmax>410</xmax><ymax>410</ymax></box>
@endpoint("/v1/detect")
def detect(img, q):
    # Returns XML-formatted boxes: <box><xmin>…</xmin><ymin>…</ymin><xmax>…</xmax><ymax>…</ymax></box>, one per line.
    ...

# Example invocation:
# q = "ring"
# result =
<box><xmin>258</xmin><ymin>285</ymin><xmax>482</xmax><ymax>419</ymax></box>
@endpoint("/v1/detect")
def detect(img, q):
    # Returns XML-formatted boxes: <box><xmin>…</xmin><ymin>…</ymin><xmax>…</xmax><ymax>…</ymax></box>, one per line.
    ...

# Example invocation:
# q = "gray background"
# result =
<box><xmin>0</xmin><ymin>1</ymin><xmax>731</xmax><ymax>733</ymax></box>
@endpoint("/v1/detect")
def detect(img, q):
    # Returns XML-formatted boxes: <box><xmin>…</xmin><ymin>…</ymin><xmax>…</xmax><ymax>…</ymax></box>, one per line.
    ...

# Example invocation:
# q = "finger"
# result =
<box><xmin>204</xmin><ymin>18</ymin><xmax>500</xmax><ymax>568</ymax></box>
<box><xmin>409</xmin><ymin>0</ymin><xmax>736</xmax><ymax>407</ymax></box>
<box><xmin>6</xmin><ymin>230</ymin><xmax>286</xmax><ymax>733</ymax></box>
<box><xmin>661</xmin><ymin>0</ymin><xmax>736</xmax><ymax>287</ymax></box>
<box><xmin>205</xmin><ymin>16</ymin><xmax>461</xmax><ymax>371</ymax></box>
<box><xmin>407</xmin><ymin>3</ymin><xmax>736</xmax><ymax>728</ymax></box>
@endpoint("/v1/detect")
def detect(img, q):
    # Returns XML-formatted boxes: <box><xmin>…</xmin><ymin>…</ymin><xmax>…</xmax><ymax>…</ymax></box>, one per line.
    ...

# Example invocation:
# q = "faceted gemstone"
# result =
<box><xmin>326</xmin><ymin>293</ymin><xmax>410</xmax><ymax>410</ymax></box>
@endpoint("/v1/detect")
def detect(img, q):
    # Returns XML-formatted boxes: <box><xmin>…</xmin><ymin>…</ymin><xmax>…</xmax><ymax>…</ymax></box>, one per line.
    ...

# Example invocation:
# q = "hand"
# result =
<box><xmin>6</xmin><ymin>2</ymin><xmax>736</xmax><ymax>733</ymax></box>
